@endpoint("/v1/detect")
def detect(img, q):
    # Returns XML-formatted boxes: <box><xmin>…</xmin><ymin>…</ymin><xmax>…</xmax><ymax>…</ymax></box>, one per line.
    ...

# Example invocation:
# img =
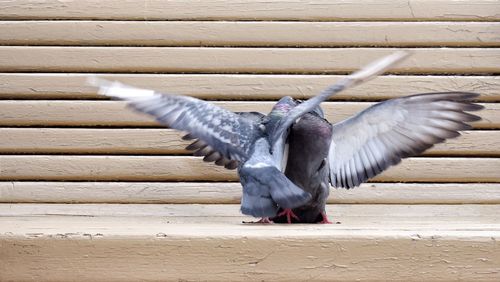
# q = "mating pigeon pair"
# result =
<box><xmin>89</xmin><ymin>52</ymin><xmax>482</xmax><ymax>224</ymax></box>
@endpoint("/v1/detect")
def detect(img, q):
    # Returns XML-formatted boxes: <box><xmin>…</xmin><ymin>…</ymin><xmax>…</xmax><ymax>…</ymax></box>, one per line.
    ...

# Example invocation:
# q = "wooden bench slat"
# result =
<box><xmin>1</xmin><ymin>128</ymin><xmax>498</xmax><ymax>156</ymax></box>
<box><xmin>1</xmin><ymin>204</ymin><xmax>499</xmax><ymax>221</ymax></box>
<box><xmin>1</xmin><ymin>73</ymin><xmax>499</xmax><ymax>101</ymax></box>
<box><xmin>1</xmin><ymin>47</ymin><xmax>499</xmax><ymax>74</ymax></box>
<box><xmin>0</xmin><ymin>156</ymin><xmax>498</xmax><ymax>182</ymax></box>
<box><xmin>0</xmin><ymin>101</ymin><xmax>496</xmax><ymax>128</ymax></box>
<box><xmin>1</xmin><ymin>211</ymin><xmax>499</xmax><ymax>281</ymax></box>
<box><xmin>1</xmin><ymin>182</ymin><xmax>498</xmax><ymax>205</ymax></box>
<box><xmin>1</xmin><ymin>21</ymin><xmax>498</xmax><ymax>47</ymax></box>
<box><xmin>2</xmin><ymin>215</ymin><xmax>498</xmax><ymax>281</ymax></box>
<box><xmin>2</xmin><ymin>0</ymin><xmax>498</xmax><ymax>21</ymax></box>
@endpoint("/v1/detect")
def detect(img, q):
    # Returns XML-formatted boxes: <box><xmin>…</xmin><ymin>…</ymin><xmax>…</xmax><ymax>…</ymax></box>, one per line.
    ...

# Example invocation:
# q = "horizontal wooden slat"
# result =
<box><xmin>1</xmin><ymin>0</ymin><xmax>498</xmax><ymax>21</ymax></box>
<box><xmin>1</xmin><ymin>21</ymin><xmax>499</xmax><ymax>47</ymax></box>
<box><xmin>2</xmin><ymin>204</ymin><xmax>499</xmax><ymax>222</ymax></box>
<box><xmin>0</xmin><ymin>156</ymin><xmax>498</xmax><ymax>182</ymax></box>
<box><xmin>0</xmin><ymin>101</ymin><xmax>496</xmax><ymax>128</ymax></box>
<box><xmin>0</xmin><ymin>128</ymin><xmax>498</xmax><ymax>156</ymax></box>
<box><xmin>1</xmin><ymin>207</ymin><xmax>499</xmax><ymax>281</ymax></box>
<box><xmin>1</xmin><ymin>73</ymin><xmax>499</xmax><ymax>101</ymax></box>
<box><xmin>1</xmin><ymin>47</ymin><xmax>499</xmax><ymax>74</ymax></box>
<box><xmin>1</xmin><ymin>182</ymin><xmax>499</xmax><ymax>204</ymax></box>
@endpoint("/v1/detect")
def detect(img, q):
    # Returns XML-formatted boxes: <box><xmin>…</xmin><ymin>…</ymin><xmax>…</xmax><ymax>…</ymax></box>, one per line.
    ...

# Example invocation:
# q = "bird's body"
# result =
<box><xmin>272</xmin><ymin>111</ymin><xmax>333</xmax><ymax>223</ymax></box>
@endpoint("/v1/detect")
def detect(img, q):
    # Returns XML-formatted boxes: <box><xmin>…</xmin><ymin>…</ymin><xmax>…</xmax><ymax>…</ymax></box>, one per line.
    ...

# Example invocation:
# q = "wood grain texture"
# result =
<box><xmin>1</xmin><ymin>73</ymin><xmax>499</xmax><ymax>101</ymax></box>
<box><xmin>1</xmin><ymin>21</ymin><xmax>498</xmax><ymax>47</ymax></box>
<box><xmin>0</xmin><ymin>47</ymin><xmax>499</xmax><ymax>74</ymax></box>
<box><xmin>0</xmin><ymin>101</ymin><xmax>495</xmax><ymax>128</ymax></box>
<box><xmin>1</xmin><ymin>128</ymin><xmax>498</xmax><ymax>156</ymax></box>
<box><xmin>1</xmin><ymin>182</ymin><xmax>499</xmax><ymax>204</ymax></box>
<box><xmin>0</xmin><ymin>156</ymin><xmax>498</xmax><ymax>182</ymax></box>
<box><xmin>1</xmin><ymin>209</ymin><xmax>499</xmax><ymax>281</ymax></box>
<box><xmin>1</xmin><ymin>0</ymin><xmax>499</xmax><ymax>21</ymax></box>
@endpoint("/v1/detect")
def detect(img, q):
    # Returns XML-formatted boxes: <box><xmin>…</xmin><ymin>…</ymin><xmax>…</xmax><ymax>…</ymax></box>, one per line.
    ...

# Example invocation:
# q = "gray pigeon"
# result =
<box><xmin>271</xmin><ymin>107</ymin><xmax>333</xmax><ymax>224</ymax></box>
<box><xmin>271</xmin><ymin>92</ymin><xmax>483</xmax><ymax>224</ymax></box>
<box><xmin>87</xmin><ymin>52</ymin><xmax>410</xmax><ymax>219</ymax></box>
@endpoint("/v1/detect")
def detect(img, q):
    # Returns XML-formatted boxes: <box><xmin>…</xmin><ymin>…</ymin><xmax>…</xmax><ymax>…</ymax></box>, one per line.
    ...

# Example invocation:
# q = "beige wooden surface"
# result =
<box><xmin>2</xmin><ymin>0</ymin><xmax>498</xmax><ymax>21</ymax></box>
<box><xmin>1</xmin><ymin>0</ymin><xmax>499</xmax><ymax>280</ymax></box>
<box><xmin>0</xmin><ymin>101</ymin><xmax>497</xmax><ymax>128</ymax></box>
<box><xmin>1</xmin><ymin>182</ymin><xmax>499</xmax><ymax>204</ymax></box>
<box><xmin>1</xmin><ymin>205</ymin><xmax>499</xmax><ymax>281</ymax></box>
<box><xmin>1</xmin><ymin>21</ymin><xmax>499</xmax><ymax>47</ymax></box>
<box><xmin>1</xmin><ymin>204</ymin><xmax>499</xmax><ymax>221</ymax></box>
<box><xmin>1</xmin><ymin>156</ymin><xmax>499</xmax><ymax>182</ymax></box>
<box><xmin>1</xmin><ymin>47</ymin><xmax>499</xmax><ymax>74</ymax></box>
<box><xmin>1</xmin><ymin>74</ymin><xmax>498</xmax><ymax>101</ymax></box>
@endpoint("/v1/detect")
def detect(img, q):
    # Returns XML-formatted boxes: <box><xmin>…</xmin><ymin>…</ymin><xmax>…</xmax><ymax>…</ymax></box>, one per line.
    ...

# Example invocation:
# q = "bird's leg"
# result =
<box><xmin>318</xmin><ymin>211</ymin><xmax>333</xmax><ymax>224</ymax></box>
<box><xmin>277</xmin><ymin>208</ymin><xmax>300</xmax><ymax>224</ymax></box>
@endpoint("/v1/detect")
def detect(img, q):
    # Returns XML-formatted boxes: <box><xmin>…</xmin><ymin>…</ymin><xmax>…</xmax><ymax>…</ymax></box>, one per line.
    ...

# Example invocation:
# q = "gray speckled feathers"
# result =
<box><xmin>89</xmin><ymin>78</ymin><xmax>312</xmax><ymax>218</ymax></box>
<box><xmin>328</xmin><ymin>92</ymin><xmax>483</xmax><ymax>189</ymax></box>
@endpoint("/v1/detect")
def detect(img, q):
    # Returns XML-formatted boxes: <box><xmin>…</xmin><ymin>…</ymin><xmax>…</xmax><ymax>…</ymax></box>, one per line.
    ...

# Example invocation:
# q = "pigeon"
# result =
<box><xmin>270</xmin><ymin>106</ymin><xmax>333</xmax><ymax>224</ymax></box>
<box><xmin>271</xmin><ymin>92</ymin><xmax>483</xmax><ymax>224</ymax></box>
<box><xmin>87</xmin><ymin>52</ymin><xmax>410</xmax><ymax>219</ymax></box>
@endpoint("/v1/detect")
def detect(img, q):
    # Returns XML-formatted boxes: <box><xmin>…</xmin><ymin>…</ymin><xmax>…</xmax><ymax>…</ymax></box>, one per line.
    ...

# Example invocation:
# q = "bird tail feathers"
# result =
<box><xmin>240</xmin><ymin>165</ymin><xmax>311</xmax><ymax>217</ymax></box>
<box><xmin>264</xmin><ymin>167</ymin><xmax>312</xmax><ymax>209</ymax></box>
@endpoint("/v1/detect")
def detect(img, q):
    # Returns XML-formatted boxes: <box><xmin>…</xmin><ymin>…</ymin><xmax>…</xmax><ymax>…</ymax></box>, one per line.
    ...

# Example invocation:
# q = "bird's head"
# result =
<box><xmin>265</xmin><ymin>96</ymin><xmax>298</xmax><ymax>133</ymax></box>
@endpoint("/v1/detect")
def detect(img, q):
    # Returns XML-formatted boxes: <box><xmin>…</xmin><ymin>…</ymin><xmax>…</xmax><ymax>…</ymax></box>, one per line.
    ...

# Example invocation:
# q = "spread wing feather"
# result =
<box><xmin>183</xmin><ymin>111</ymin><xmax>267</xmax><ymax>170</ymax></box>
<box><xmin>328</xmin><ymin>92</ymin><xmax>483</xmax><ymax>189</ymax></box>
<box><xmin>89</xmin><ymin>77</ymin><xmax>261</xmax><ymax>163</ymax></box>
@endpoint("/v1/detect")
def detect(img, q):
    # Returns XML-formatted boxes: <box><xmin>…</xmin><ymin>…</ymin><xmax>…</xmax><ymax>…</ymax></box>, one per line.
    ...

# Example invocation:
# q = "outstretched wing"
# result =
<box><xmin>269</xmin><ymin>51</ymin><xmax>410</xmax><ymax>144</ymax></box>
<box><xmin>88</xmin><ymin>77</ymin><xmax>261</xmax><ymax>163</ymax></box>
<box><xmin>328</xmin><ymin>92</ymin><xmax>483</xmax><ymax>189</ymax></box>
<box><xmin>183</xmin><ymin>112</ymin><xmax>267</xmax><ymax>170</ymax></box>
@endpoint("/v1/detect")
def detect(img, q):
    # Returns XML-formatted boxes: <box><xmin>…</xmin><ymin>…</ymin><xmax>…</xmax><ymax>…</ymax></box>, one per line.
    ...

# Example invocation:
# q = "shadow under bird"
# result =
<box><xmin>87</xmin><ymin>52</ymin><xmax>410</xmax><ymax>221</ymax></box>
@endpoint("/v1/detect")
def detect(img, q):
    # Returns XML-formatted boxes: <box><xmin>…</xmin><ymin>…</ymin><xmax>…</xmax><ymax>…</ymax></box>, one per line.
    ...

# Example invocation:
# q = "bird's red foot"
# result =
<box><xmin>318</xmin><ymin>211</ymin><xmax>333</xmax><ymax>224</ymax></box>
<box><xmin>243</xmin><ymin>217</ymin><xmax>274</xmax><ymax>224</ymax></box>
<box><xmin>277</xmin><ymin>208</ymin><xmax>300</xmax><ymax>224</ymax></box>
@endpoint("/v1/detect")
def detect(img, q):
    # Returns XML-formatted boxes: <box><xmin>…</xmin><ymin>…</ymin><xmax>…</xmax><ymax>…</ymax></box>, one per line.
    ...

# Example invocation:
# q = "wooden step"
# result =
<box><xmin>1</xmin><ymin>21</ymin><xmax>498</xmax><ymax>47</ymax></box>
<box><xmin>2</xmin><ymin>0</ymin><xmax>498</xmax><ymax>21</ymax></box>
<box><xmin>0</xmin><ymin>47</ymin><xmax>498</xmax><ymax>74</ymax></box>
<box><xmin>0</xmin><ymin>101</ymin><xmax>496</xmax><ymax>128</ymax></box>
<box><xmin>1</xmin><ymin>74</ymin><xmax>498</xmax><ymax>101</ymax></box>
<box><xmin>0</xmin><ymin>156</ymin><xmax>498</xmax><ymax>182</ymax></box>
<box><xmin>1</xmin><ymin>182</ymin><xmax>499</xmax><ymax>204</ymax></box>
<box><xmin>1</xmin><ymin>204</ymin><xmax>499</xmax><ymax>281</ymax></box>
